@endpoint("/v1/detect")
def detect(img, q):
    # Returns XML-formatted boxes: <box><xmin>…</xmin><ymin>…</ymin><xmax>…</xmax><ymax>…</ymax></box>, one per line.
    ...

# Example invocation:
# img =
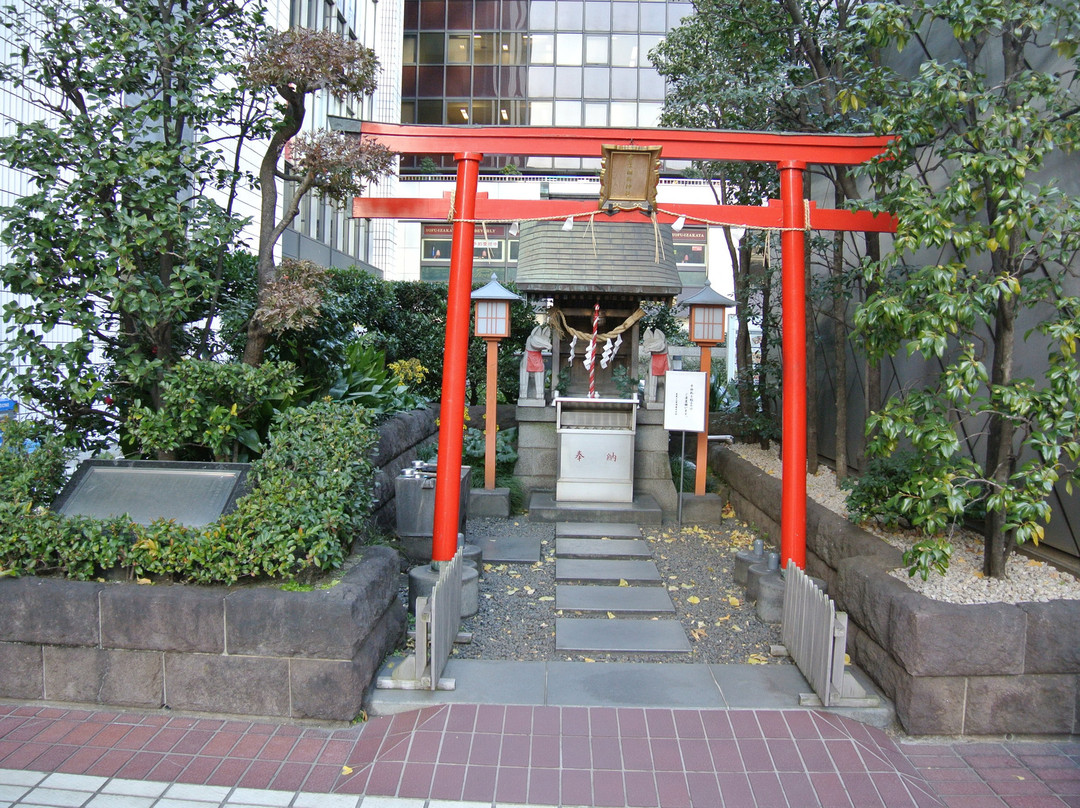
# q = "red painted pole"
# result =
<box><xmin>431</xmin><ymin>152</ymin><xmax>482</xmax><ymax>564</ymax></box>
<box><xmin>779</xmin><ymin>160</ymin><xmax>808</xmax><ymax>571</ymax></box>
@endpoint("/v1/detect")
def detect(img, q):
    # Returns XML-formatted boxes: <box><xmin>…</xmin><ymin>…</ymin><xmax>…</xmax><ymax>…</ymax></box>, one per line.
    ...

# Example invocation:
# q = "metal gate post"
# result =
<box><xmin>779</xmin><ymin>160</ymin><xmax>808</xmax><ymax>571</ymax></box>
<box><xmin>432</xmin><ymin>151</ymin><xmax>482</xmax><ymax>564</ymax></box>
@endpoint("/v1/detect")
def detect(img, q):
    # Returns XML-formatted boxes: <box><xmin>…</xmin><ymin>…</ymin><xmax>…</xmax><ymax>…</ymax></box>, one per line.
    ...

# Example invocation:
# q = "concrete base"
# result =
<box><xmin>756</xmin><ymin>572</ymin><xmax>785</xmax><ymax>624</ymax></box>
<box><xmin>461</xmin><ymin>543</ymin><xmax>483</xmax><ymax>575</ymax></box>
<box><xmin>408</xmin><ymin>563</ymin><xmax>480</xmax><ymax>618</ymax></box>
<box><xmin>733</xmin><ymin>548</ymin><xmax>766</xmax><ymax>586</ymax></box>
<box><xmin>468</xmin><ymin>487</ymin><xmax>511</xmax><ymax>518</ymax></box>
<box><xmin>678</xmin><ymin>492</ymin><xmax>725</xmax><ymax>525</ymax></box>
<box><xmin>746</xmin><ymin>561</ymin><xmax>780</xmax><ymax>603</ymax></box>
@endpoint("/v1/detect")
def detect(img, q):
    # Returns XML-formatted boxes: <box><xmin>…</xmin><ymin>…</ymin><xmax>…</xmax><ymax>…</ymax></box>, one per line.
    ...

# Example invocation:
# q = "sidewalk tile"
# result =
<box><xmin>623</xmin><ymin>770</ymin><xmax>660</xmax><ymax>808</ymax></box>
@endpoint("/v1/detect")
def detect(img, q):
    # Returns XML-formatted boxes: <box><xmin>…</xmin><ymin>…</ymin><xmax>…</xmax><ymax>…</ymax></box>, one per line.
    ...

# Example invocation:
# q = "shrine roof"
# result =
<box><xmin>514</xmin><ymin>221</ymin><xmax>683</xmax><ymax>299</ymax></box>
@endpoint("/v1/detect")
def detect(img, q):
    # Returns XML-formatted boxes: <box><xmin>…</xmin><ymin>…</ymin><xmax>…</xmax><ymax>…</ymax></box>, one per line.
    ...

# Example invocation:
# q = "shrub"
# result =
<box><xmin>841</xmin><ymin>450</ymin><xmax>983</xmax><ymax>533</ymax></box>
<box><xmin>126</xmin><ymin>359</ymin><xmax>301</xmax><ymax>461</ymax></box>
<box><xmin>0</xmin><ymin>401</ymin><xmax>378</xmax><ymax>583</ymax></box>
<box><xmin>0</xmin><ymin>418</ymin><xmax>73</xmax><ymax>505</ymax></box>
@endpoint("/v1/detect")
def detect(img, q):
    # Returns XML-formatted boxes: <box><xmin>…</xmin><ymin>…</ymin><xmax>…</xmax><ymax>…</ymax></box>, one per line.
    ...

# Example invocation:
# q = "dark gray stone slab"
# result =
<box><xmin>225</xmin><ymin>546</ymin><xmax>400</xmax><ymax>660</ymax></box>
<box><xmin>546</xmin><ymin>662</ymin><xmax>724</xmax><ymax>708</ymax></box>
<box><xmin>556</xmin><ymin>585</ymin><xmax>675</xmax><ymax>614</ymax></box>
<box><xmin>43</xmin><ymin>646</ymin><xmax>163</xmax><ymax>708</ymax></box>
<box><xmin>100</xmin><ymin>585</ymin><xmax>225</xmax><ymax>654</ymax></box>
<box><xmin>555</xmin><ymin>522</ymin><xmax>641</xmax><ymax>539</ymax></box>
<box><xmin>556</xmin><ymin>538</ymin><xmax>651</xmax><ymax>558</ymax></box>
<box><xmin>964</xmin><ymin>673</ymin><xmax>1078</xmax><ymax>736</ymax></box>
<box><xmin>0</xmin><ymin>642</ymin><xmax>43</xmax><ymax>699</ymax></box>
<box><xmin>477</xmin><ymin>534</ymin><xmax>541</xmax><ymax>563</ymax></box>
<box><xmin>164</xmin><ymin>653</ymin><xmax>290</xmax><ymax>717</ymax></box>
<box><xmin>555</xmin><ymin>618</ymin><xmax>690</xmax><ymax>652</ymax></box>
<box><xmin>0</xmin><ymin>577</ymin><xmax>102</xmax><ymax>646</ymax></box>
<box><xmin>555</xmin><ymin>558</ymin><xmax>660</xmax><ymax>583</ymax></box>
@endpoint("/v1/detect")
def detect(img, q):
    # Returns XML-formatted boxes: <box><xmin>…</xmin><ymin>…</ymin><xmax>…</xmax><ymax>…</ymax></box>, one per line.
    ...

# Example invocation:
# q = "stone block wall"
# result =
<box><xmin>369</xmin><ymin>407</ymin><xmax>439</xmax><ymax>530</ymax></box>
<box><xmin>0</xmin><ymin>546</ymin><xmax>406</xmax><ymax>721</ymax></box>
<box><xmin>711</xmin><ymin>446</ymin><xmax>1080</xmax><ymax>736</ymax></box>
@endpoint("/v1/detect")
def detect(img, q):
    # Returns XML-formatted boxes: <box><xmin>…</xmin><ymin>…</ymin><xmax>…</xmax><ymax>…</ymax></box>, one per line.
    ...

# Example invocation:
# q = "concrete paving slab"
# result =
<box><xmin>545</xmin><ymin>661</ymin><xmax>726</xmax><ymax>708</ymax></box>
<box><xmin>555</xmin><ymin>522</ymin><xmax>642</xmax><ymax>539</ymax></box>
<box><xmin>556</xmin><ymin>584</ymin><xmax>675</xmax><ymax>614</ymax></box>
<box><xmin>475</xmin><ymin>533</ymin><xmax>541</xmax><ymax>563</ymax></box>
<box><xmin>555</xmin><ymin>558</ymin><xmax>660</xmax><ymax>583</ymax></box>
<box><xmin>555</xmin><ymin>617</ymin><xmax>691</xmax><ymax>652</ymax></box>
<box><xmin>367</xmin><ymin>658</ymin><xmax>548</xmax><ymax>714</ymax></box>
<box><xmin>710</xmin><ymin>662</ymin><xmax>813</xmax><ymax>708</ymax></box>
<box><xmin>556</xmin><ymin>538</ymin><xmax>651</xmax><ymax>558</ymax></box>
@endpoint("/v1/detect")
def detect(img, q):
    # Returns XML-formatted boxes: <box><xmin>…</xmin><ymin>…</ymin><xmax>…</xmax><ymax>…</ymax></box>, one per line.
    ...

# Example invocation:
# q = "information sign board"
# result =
<box><xmin>663</xmin><ymin>371</ymin><xmax>708</xmax><ymax>432</ymax></box>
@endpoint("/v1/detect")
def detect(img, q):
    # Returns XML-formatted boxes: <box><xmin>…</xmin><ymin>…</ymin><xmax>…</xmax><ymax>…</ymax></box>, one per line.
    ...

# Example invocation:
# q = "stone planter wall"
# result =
<box><xmin>369</xmin><ymin>407</ymin><xmax>439</xmax><ymax>531</ymax></box>
<box><xmin>0</xmin><ymin>546</ymin><xmax>406</xmax><ymax>722</ymax></box>
<box><xmin>711</xmin><ymin>446</ymin><xmax>1080</xmax><ymax>737</ymax></box>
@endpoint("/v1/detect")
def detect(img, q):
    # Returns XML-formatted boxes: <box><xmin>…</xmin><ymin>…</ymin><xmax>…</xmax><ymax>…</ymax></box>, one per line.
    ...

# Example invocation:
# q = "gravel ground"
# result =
<box><xmin>449</xmin><ymin>515</ymin><xmax>788</xmax><ymax>666</ymax></box>
<box><xmin>729</xmin><ymin>442</ymin><xmax>1080</xmax><ymax>605</ymax></box>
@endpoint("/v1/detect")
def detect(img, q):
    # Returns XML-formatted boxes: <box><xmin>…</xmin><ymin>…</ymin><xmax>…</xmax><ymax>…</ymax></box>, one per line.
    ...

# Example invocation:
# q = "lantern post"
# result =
<box><xmin>470</xmin><ymin>274</ymin><xmax>522</xmax><ymax>490</ymax></box>
<box><xmin>683</xmin><ymin>281</ymin><xmax>734</xmax><ymax>496</ymax></box>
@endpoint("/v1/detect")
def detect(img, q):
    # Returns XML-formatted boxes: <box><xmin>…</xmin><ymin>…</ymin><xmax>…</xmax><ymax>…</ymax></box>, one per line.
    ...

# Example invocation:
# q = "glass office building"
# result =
<box><xmin>400</xmin><ymin>0</ymin><xmax>693</xmax><ymax>173</ymax></box>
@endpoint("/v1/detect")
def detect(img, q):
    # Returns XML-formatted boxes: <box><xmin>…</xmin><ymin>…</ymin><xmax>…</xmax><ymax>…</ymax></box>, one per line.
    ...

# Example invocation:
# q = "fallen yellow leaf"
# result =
<box><xmin>341</xmin><ymin>765</ymin><xmax>353</xmax><ymax>775</ymax></box>
<box><xmin>748</xmin><ymin>654</ymin><xmax>769</xmax><ymax>665</ymax></box>
<box><xmin>619</xmin><ymin>579</ymin><xmax>629</xmax><ymax>587</ymax></box>
<box><xmin>722</xmin><ymin>503</ymin><xmax>736</xmax><ymax>519</ymax></box>
<box><xmin>136</xmin><ymin>578</ymin><xmax>153</xmax><ymax>585</ymax></box>
<box><xmin>539</xmin><ymin>596</ymin><xmax>554</xmax><ymax>602</ymax></box>
<box><xmin>728</xmin><ymin>596</ymin><xmax>741</xmax><ymax>607</ymax></box>
<box><xmin>584</xmin><ymin>657</ymin><xmax>595</xmax><ymax>663</ymax></box>
<box><xmin>607</xmin><ymin>611</ymin><xmax>616</xmax><ymax>619</ymax></box>
<box><xmin>687</xmin><ymin>595</ymin><xmax>700</xmax><ymax>605</ymax></box>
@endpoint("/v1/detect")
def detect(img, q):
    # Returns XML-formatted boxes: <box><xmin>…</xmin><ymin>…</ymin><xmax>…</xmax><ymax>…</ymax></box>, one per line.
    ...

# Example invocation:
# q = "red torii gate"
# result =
<box><xmin>351</xmin><ymin>123</ymin><xmax>895</xmax><ymax>570</ymax></box>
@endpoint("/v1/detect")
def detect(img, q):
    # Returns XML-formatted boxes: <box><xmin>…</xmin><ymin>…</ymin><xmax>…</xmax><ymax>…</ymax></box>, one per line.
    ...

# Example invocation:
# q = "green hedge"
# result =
<box><xmin>0</xmin><ymin>401</ymin><xmax>377</xmax><ymax>584</ymax></box>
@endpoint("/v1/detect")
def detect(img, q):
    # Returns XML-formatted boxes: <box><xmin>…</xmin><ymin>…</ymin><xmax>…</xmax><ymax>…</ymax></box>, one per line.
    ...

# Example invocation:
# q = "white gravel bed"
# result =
<box><xmin>728</xmin><ymin>442</ymin><xmax>1080</xmax><ymax>605</ymax></box>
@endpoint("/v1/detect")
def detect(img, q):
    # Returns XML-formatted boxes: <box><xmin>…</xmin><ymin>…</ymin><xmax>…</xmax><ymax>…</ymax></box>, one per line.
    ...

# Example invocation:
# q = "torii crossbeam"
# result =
<box><xmin>351</xmin><ymin>123</ymin><xmax>895</xmax><ymax>570</ymax></box>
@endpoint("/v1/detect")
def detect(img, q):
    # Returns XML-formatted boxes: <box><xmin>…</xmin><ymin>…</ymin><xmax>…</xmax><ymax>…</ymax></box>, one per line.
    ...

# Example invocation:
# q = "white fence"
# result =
<box><xmin>377</xmin><ymin>549</ymin><xmax>468</xmax><ymax>692</ymax></box>
<box><xmin>781</xmin><ymin>561</ymin><xmax>877</xmax><ymax>708</ymax></box>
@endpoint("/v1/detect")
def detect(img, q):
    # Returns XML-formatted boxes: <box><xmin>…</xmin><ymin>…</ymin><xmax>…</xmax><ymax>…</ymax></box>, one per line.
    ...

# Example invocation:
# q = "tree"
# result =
<box><xmin>241</xmin><ymin>29</ymin><xmax>394</xmax><ymax>366</ymax></box>
<box><xmin>0</xmin><ymin>0</ymin><xmax>260</xmax><ymax>444</ymax></box>
<box><xmin>849</xmin><ymin>0</ymin><xmax>1080</xmax><ymax>576</ymax></box>
<box><xmin>652</xmin><ymin>0</ymin><xmax>880</xmax><ymax>462</ymax></box>
<box><xmin>651</xmin><ymin>0</ymin><xmax>792</xmax><ymax>444</ymax></box>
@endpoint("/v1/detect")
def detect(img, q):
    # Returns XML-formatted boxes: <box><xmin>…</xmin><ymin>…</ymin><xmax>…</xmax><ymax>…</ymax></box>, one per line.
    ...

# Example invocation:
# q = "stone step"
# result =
<box><xmin>474</xmin><ymin>533</ymin><xmax>542</xmax><ymax>564</ymax></box>
<box><xmin>555</xmin><ymin>618</ymin><xmax>691</xmax><ymax>653</ymax></box>
<box><xmin>556</xmin><ymin>585</ymin><xmax>676</xmax><ymax>614</ymax></box>
<box><xmin>555</xmin><ymin>522</ymin><xmax>642</xmax><ymax>539</ymax></box>
<box><xmin>555</xmin><ymin>558</ymin><xmax>660</xmax><ymax>584</ymax></box>
<box><xmin>527</xmin><ymin>491</ymin><xmax>662</xmax><ymax>525</ymax></box>
<box><xmin>556</xmin><ymin>538</ymin><xmax>651</xmax><ymax>559</ymax></box>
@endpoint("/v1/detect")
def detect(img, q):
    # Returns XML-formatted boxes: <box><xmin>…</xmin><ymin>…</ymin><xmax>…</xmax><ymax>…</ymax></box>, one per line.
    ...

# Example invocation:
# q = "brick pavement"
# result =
<box><xmin>2</xmin><ymin>701</ymin><xmax>1079</xmax><ymax>806</ymax></box>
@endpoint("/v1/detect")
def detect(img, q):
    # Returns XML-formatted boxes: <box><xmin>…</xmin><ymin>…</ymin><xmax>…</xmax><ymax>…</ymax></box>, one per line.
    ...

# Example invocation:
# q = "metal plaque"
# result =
<box><xmin>53</xmin><ymin>460</ymin><xmax>250</xmax><ymax>527</ymax></box>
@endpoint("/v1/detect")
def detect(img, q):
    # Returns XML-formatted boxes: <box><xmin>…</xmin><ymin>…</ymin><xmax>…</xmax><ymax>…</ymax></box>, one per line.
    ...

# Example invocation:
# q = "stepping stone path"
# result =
<box><xmin>553</xmin><ymin>522</ymin><xmax>691</xmax><ymax>654</ymax></box>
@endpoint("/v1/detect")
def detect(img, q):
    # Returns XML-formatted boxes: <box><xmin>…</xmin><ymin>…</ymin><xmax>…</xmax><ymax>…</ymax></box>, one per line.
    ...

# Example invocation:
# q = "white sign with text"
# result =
<box><xmin>663</xmin><ymin>371</ymin><xmax>708</xmax><ymax>432</ymax></box>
